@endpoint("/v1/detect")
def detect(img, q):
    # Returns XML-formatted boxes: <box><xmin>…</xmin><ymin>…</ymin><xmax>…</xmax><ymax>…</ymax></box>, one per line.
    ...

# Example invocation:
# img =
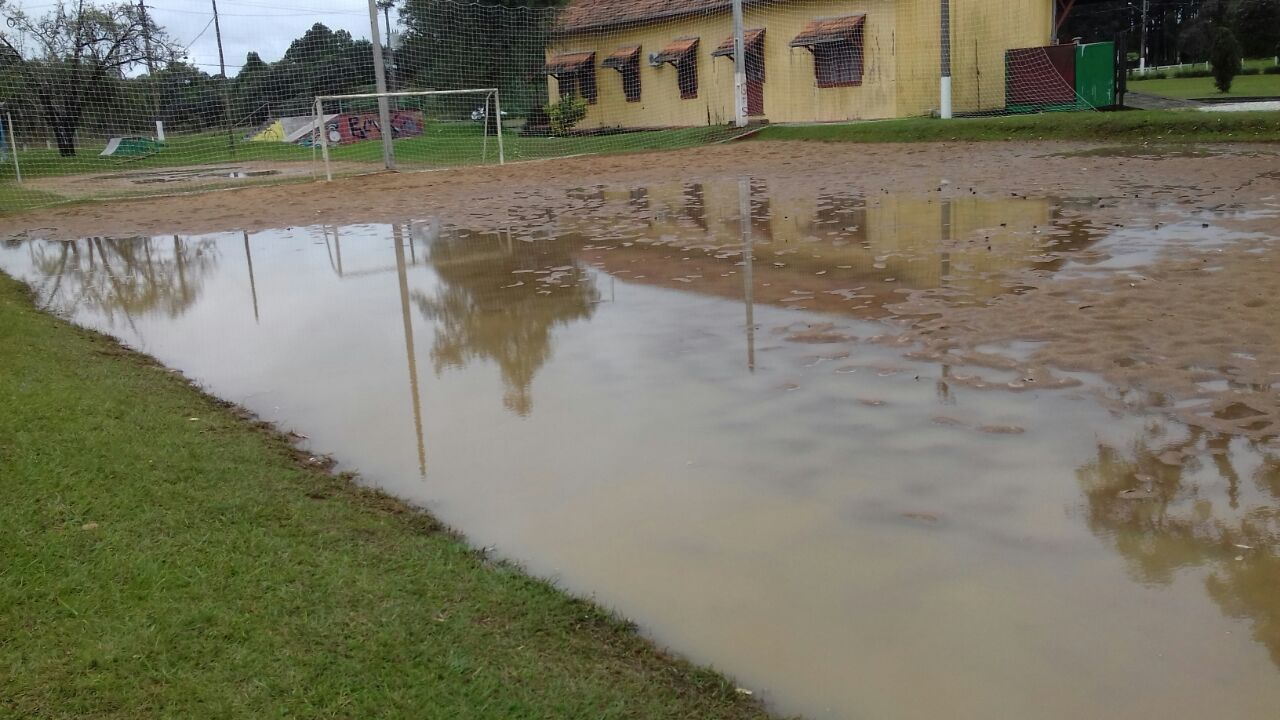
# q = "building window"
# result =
<box><xmin>603</xmin><ymin>45</ymin><xmax>642</xmax><ymax>102</ymax></box>
<box><xmin>790</xmin><ymin>16</ymin><xmax>866</xmax><ymax>88</ymax></box>
<box><xmin>814</xmin><ymin>43</ymin><xmax>862</xmax><ymax>87</ymax></box>
<box><xmin>677</xmin><ymin>60</ymin><xmax>698</xmax><ymax>99</ymax></box>
<box><xmin>622</xmin><ymin>67</ymin><xmax>641</xmax><ymax>102</ymax></box>
<box><xmin>654</xmin><ymin>38</ymin><xmax>699</xmax><ymax>100</ymax></box>
<box><xmin>545</xmin><ymin>51</ymin><xmax>597</xmax><ymax>104</ymax></box>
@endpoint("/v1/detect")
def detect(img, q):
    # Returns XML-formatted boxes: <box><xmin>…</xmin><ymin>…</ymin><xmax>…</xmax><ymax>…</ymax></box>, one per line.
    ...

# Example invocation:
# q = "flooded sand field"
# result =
<box><xmin>3</xmin><ymin>143</ymin><xmax>1280</xmax><ymax>719</ymax></box>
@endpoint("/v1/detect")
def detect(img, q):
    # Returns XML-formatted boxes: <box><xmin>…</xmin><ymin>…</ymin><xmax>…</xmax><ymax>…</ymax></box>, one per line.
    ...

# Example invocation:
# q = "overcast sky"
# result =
<box><xmin>147</xmin><ymin>0</ymin><xmax>399</xmax><ymax>76</ymax></box>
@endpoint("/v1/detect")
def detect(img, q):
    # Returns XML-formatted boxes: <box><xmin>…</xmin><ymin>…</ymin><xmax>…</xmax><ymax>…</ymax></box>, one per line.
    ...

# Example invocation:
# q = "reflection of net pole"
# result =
<box><xmin>394</xmin><ymin>224</ymin><xmax>427</xmax><ymax>478</ymax></box>
<box><xmin>366</xmin><ymin>0</ymin><xmax>396</xmax><ymax>171</ymax></box>
<box><xmin>243</xmin><ymin>230</ymin><xmax>259</xmax><ymax>323</ymax></box>
<box><xmin>940</xmin><ymin>0</ymin><xmax>952</xmax><ymax>119</ymax></box>
<box><xmin>739</xmin><ymin>178</ymin><xmax>755</xmax><ymax>372</ymax></box>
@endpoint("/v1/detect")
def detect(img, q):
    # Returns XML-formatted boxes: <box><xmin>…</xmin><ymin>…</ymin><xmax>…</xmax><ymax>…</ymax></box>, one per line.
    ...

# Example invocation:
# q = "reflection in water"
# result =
<box><xmin>1078</xmin><ymin>426</ymin><xmax>1280</xmax><ymax>668</ymax></box>
<box><xmin>5</xmin><ymin>181</ymin><xmax>1280</xmax><ymax>720</ymax></box>
<box><xmin>411</xmin><ymin>224</ymin><xmax>599</xmax><ymax>416</ymax></box>
<box><xmin>27</xmin><ymin>236</ymin><xmax>219</xmax><ymax>329</ymax></box>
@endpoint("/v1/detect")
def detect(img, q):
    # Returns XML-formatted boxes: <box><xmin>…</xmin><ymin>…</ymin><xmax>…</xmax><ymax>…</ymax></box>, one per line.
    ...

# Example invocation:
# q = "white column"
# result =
<box><xmin>732</xmin><ymin>0</ymin><xmax>747</xmax><ymax>127</ymax></box>
<box><xmin>367</xmin><ymin>0</ymin><xmax>396</xmax><ymax>170</ymax></box>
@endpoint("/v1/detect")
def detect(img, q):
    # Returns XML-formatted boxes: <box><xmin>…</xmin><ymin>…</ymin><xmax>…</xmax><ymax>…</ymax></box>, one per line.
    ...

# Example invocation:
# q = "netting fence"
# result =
<box><xmin>0</xmin><ymin>0</ymin><xmax>1115</xmax><ymax>211</ymax></box>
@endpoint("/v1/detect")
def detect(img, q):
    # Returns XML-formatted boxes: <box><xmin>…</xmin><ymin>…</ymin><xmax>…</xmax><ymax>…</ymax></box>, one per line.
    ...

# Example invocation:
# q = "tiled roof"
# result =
<box><xmin>601</xmin><ymin>45</ymin><xmax>642</xmax><ymax>69</ymax></box>
<box><xmin>557</xmin><ymin>0</ymin><xmax>735</xmax><ymax>34</ymax></box>
<box><xmin>711</xmin><ymin>28</ymin><xmax>764</xmax><ymax>57</ymax></box>
<box><xmin>789</xmin><ymin>15</ymin><xmax>865</xmax><ymax>46</ymax></box>
<box><xmin>652</xmin><ymin>37</ymin><xmax>700</xmax><ymax>65</ymax></box>
<box><xmin>544</xmin><ymin>51</ymin><xmax>596</xmax><ymax>74</ymax></box>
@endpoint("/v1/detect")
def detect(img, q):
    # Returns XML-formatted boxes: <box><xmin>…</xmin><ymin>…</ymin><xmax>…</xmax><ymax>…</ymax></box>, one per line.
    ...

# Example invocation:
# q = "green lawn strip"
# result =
<box><xmin>756</xmin><ymin>110</ymin><xmax>1280</xmax><ymax>143</ymax></box>
<box><xmin>1129</xmin><ymin>72</ymin><xmax>1280</xmax><ymax>100</ymax></box>
<box><xmin>0</xmin><ymin>124</ymin><xmax>729</xmax><ymax>184</ymax></box>
<box><xmin>0</xmin><ymin>272</ymin><xmax>774</xmax><ymax>720</ymax></box>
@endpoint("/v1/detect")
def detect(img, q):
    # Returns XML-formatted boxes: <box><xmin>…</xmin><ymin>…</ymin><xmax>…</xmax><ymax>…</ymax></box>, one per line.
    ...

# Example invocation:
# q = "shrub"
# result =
<box><xmin>547</xmin><ymin>96</ymin><xmax>588</xmax><ymax>136</ymax></box>
<box><xmin>1173</xmin><ymin>68</ymin><xmax>1213</xmax><ymax>78</ymax></box>
<box><xmin>1238</xmin><ymin>66</ymin><xmax>1262</xmax><ymax>75</ymax></box>
<box><xmin>1264</xmin><ymin>65</ymin><xmax>1280</xmax><ymax>75</ymax></box>
<box><xmin>1211</xmin><ymin>27</ymin><xmax>1243</xmax><ymax>92</ymax></box>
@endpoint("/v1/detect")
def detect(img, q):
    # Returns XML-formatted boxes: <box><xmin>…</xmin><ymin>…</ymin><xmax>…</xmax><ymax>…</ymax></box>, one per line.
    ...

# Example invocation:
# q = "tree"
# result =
<box><xmin>0</xmin><ymin>1</ymin><xmax>177</xmax><ymax>156</ymax></box>
<box><xmin>1211</xmin><ymin>25</ymin><xmax>1243</xmax><ymax>92</ymax></box>
<box><xmin>1234</xmin><ymin>0</ymin><xmax>1280</xmax><ymax>57</ymax></box>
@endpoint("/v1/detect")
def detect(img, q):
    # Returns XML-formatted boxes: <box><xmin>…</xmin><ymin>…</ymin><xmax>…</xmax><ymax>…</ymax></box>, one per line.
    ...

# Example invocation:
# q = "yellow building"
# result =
<box><xmin>546</xmin><ymin>0</ymin><xmax>1053</xmax><ymax>127</ymax></box>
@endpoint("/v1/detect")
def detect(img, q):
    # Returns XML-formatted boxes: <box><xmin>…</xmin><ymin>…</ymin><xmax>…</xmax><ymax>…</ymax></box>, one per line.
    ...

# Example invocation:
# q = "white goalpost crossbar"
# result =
<box><xmin>313</xmin><ymin>88</ymin><xmax>504</xmax><ymax>182</ymax></box>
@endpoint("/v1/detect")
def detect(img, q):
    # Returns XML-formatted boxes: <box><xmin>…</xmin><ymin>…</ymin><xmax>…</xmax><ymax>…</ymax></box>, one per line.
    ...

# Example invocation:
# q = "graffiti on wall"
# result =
<box><xmin>323</xmin><ymin>110</ymin><xmax>424</xmax><ymax>145</ymax></box>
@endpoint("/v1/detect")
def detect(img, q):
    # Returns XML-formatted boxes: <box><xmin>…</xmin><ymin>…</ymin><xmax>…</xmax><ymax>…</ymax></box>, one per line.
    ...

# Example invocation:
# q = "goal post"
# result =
<box><xmin>313</xmin><ymin>88</ymin><xmax>505</xmax><ymax>182</ymax></box>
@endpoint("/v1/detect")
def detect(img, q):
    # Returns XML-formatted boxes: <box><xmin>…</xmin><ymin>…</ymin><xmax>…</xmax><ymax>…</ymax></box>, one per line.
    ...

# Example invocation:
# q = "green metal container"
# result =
<box><xmin>1075</xmin><ymin>42</ymin><xmax>1116</xmax><ymax>108</ymax></box>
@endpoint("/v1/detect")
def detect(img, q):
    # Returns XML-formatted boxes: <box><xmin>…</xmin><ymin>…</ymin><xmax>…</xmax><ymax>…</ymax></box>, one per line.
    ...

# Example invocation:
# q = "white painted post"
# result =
<box><xmin>155</xmin><ymin>120</ymin><xmax>166</xmax><ymax>142</ymax></box>
<box><xmin>494</xmin><ymin>89</ymin><xmax>505</xmax><ymax>165</ymax></box>
<box><xmin>940</xmin><ymin>0</ymin><xmax>952</xmax><ymax>119</ymax></box>
<box><xmin>7</xmin><ymin>112</ymin><xmax>21</xmax><ymax>184</ymax></box>
<box><xmin>732</xmin><ymin>0</ymin><xmax>747</xmax><ymax>127</ymax></box>
<box><xmin>316</xmin><ymin>98</ymin><xmax>333</xmax><ymax>182</ymax></box>
<box><xmin>367</xmin><ymin>0</ymin><xmax>395</xmax><ymax>170</ymax></box>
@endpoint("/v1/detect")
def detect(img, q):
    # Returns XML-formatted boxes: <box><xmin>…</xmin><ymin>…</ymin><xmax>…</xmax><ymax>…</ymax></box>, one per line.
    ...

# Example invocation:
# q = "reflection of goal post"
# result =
<box><xmin>312</xmin><ymin>88</ymin><xmax>504</xmax><ymax>181</ymax></box>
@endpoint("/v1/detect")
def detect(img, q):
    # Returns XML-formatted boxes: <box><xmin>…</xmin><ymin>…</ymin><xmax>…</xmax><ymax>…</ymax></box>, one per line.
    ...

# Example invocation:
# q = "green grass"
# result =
<box><xmin>0</xmin><ymin>122</ymin><xmax>732</xmax><ymax>184</ymax></box>
<box><xmin>1130</xmin><ymin>57</ymin><xmax>1280</xmax><ymax>99</ymax></box>
<box><xmin>0</xmin><ymin>272</ymin><xmax>774</xmax><ymax>720</ymax></box>
<box><xmin>756</xmin><ymin>109</ymin><xmax>1280</xmax><ymax>143</ymax></box>
<box><xmin>1129</xmin><ymin>72</ymin><xmax>1280</xmax><ymax>99</ymax></box>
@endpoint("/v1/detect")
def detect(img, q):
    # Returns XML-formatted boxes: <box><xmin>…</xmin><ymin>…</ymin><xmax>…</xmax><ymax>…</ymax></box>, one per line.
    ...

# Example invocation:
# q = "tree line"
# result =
<box><xmin>1059</xmin><ymin>0</ymin><xmax>1280</xmax><ymax>67</ymax></box>
<box><xmin>0</xmin><ymin>0</ymin><xmax>565</xmax><ymax>156</ymax></box>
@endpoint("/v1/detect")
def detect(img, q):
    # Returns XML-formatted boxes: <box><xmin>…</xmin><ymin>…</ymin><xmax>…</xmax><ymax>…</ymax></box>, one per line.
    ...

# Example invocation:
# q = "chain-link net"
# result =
<box><xmin>0</xmin><ymin>0</ymin><xmax>1107</xmax><ymax>211</ymax></box>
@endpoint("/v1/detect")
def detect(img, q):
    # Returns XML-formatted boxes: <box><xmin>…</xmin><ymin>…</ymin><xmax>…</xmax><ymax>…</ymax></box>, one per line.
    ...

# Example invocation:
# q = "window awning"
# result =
<box><xmin>601</xmin><ymin>45</ymin><xmax>641</xmax><ymax>70</ymax></box>
<box><xmin>711</xmin><ymin>28</ymin><xmax>764</xmax><ymax>58</ymax></box>
<box><xmin>544</xmin><ymin>51</ymin><xmax>595</xmax><ymax>75</ymax></box>
<box><xmin>790</xmin><ymin>15</ymin><xmax>865</xmax><ymax>48</ymax></box>
<box><xmin>652</xmin><ymin>37</ymin><xmax>699</xmax><ymax>65</ymax></box>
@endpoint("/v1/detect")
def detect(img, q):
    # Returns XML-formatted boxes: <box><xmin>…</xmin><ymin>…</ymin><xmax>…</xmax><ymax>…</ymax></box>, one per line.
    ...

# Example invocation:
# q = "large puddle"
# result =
<box><xmin>3</xmin><ymin>182</ymin><xmax>1279</xmax><ymax>719</ymax></box>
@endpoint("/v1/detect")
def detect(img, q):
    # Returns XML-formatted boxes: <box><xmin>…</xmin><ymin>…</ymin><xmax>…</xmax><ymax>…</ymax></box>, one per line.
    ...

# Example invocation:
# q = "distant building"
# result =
<box><xmin>545</xmin><ymin>0</ymin><xmax>1054</xmax><ymax>127</ymax></box>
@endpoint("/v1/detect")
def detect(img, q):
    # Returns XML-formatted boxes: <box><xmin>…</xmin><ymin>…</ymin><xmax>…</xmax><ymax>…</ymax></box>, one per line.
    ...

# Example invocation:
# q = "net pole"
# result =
<box><xmin>316</xmin><ymin>98</ymin><xmax>333</xmax><ymax>182</ymax></box>
<box><xmin>366</xmin><ymin>0</ymin><xmax>396</xmax><ymax>171</ymax></box>
<box><xmin>6</xmin><ymin>112</ymin><xmax>21</xmax><ymax>184</ymax></box>
<box><xmin>494</xmin><ymin>89</ymin><xmax>505</xmax><ymax>165</ymax></box>
<box><xmin>732</xmin><ymin>0</ymin><xmax>747</xmax><ymax>127</ymax></box>
<box><xmin>940</xmin><ymin>0</ymin><xmax>952</xmax><ymax>119</ymax></box>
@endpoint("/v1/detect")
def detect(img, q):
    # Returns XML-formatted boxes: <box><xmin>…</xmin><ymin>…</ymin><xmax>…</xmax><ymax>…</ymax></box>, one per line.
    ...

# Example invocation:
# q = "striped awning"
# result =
<box><xmin>790</xmin><ymin>15</ymin><xmax>865</xmax><ymax>47</ymax></box>
<box><xmin>601</xmin><ymin>45</ymin><xmax>641</xmax><ymax>70</ymax></box>
<box><xmin>652</xmin><ymin>37</ymin><xmax>699</xmax><ymax>65</ymax></box>
<box><xmin>544</xmin><ymin>51</ymin><xmax>595</xmax><ymax>74</ymax></box>
<box><xmin>711</xmin><ymin>28</ymin><xmax>764</xmax><ymax>58</ymax></box>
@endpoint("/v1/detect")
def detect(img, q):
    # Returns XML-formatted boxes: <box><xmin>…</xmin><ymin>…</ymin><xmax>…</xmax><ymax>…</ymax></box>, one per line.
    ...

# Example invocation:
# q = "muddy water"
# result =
<box><xmin>4</xmin><ymin>183</ymin><xmax>1279</xmax><ymax>720</ymax></box>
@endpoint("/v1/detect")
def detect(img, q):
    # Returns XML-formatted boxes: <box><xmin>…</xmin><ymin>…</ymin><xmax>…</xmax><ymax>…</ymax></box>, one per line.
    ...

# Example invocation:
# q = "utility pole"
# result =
<box><xmin>940</xmin><ymin>0</ymin><xmax>952</xmax><ymax>119</ymax></box>
<box><xmin>212</xmin><ymin>0</ymin><xmax>234</xmax><ymax>155</ymax></box>
<box><xmin>377</xmin><ymin>0</ymin><xmax>397</xmax><ymax>93</ymax></box>
<box><xmin>1138</xmin><ymin>0</ymin><xmax>1149</xmax><ymax>72</ymax></box>
<box><xmin>138</xmin><ymin>0</ymin><xmax>163</xmax><ymax>140</ymax></box>
<box><xmin>731</xmin><ymin>0</ymin><xmax>746</xmax><ymax>127</ymax></box>
<box><xmin>367</xmin><ymin>0</ymin><xmax>395</xmax><ymax>170</ymax></box>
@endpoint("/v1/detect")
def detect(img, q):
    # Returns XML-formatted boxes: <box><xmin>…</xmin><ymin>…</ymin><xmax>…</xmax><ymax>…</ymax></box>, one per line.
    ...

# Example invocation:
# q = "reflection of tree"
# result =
<box><xmin>1078</xmin><ymin>423</ymin><xmax>1280</xmax><ymax>667</ymax></box>
<box><xmin>27</xmin><ymin>236</ymin><xmax>219</xmax><ymax>325</ymax></box>
<box><xmin>412</xmin><ymin>228</ymin><xmax>598</xmax><ymax>416</ymax></box>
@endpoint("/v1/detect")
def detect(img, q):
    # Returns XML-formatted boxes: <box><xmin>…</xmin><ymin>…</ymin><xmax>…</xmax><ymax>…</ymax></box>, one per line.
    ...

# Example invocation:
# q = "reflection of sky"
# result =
<box><xmin>3</xmin><ymin>197</ymin><xmax>1280</xmax><ymax>720</ymax></box>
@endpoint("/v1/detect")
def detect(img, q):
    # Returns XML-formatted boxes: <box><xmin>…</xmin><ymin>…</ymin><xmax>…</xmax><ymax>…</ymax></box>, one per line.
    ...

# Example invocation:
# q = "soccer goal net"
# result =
<box><xmin>312</xmin><ymin>89</ymin><xmax>508</xmax><ymax>181</ymax></box>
